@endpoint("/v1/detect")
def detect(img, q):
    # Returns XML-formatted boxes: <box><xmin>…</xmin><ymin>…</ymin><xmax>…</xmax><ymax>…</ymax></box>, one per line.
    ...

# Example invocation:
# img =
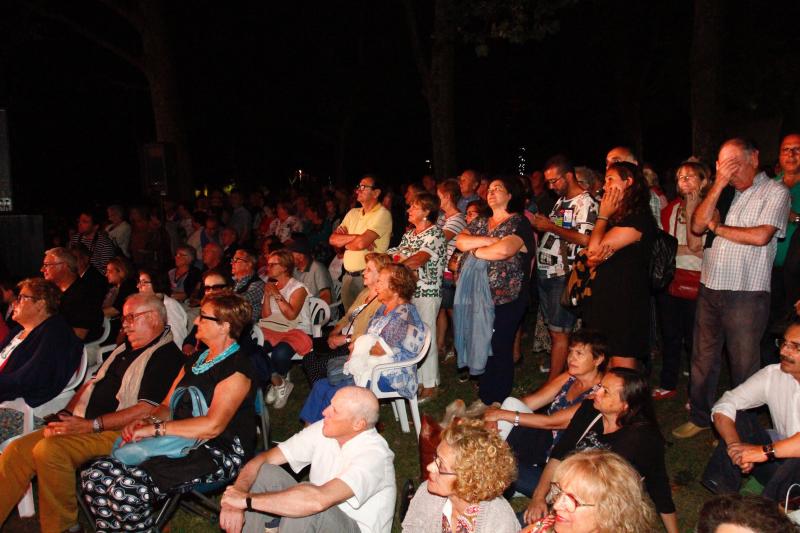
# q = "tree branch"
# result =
<box><xmin>96</xmin><ymin>0</ymin><xmax>145</xmax><ymax>32</ymax></box>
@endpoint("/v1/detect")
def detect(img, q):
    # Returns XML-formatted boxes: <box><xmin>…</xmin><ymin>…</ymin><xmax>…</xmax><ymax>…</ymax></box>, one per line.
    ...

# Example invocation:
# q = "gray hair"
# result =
<box><xmin>46</xmin><ymin>247</ymin><xmax>78</xmax><ymax>274</ymax></box>
<box><xmin>125</xmin><ymin>293</ymin><xmax>167</xmax><ymax>324</ymax></box>
<box><xmin>339</xmin><ymin>386</ymin><xmax>380</xmax><ymax>428</ymax></box>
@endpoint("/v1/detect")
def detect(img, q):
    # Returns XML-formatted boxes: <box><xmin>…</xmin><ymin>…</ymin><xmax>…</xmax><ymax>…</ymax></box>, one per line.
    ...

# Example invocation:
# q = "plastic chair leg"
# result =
<box><xmin>408</xmin><ymin>397</ymin><xmax>421</xmax><ymax>439</ymax></box>
<box><xmin>390</xmin><ymin>400</ymin><xmax>399</xmax><ymax>421</ymax></box>
<box><xmin>17</xmin><ymin>485</ymin><xmax>34</xmax><ymax>517</ymax></box>
<box><xmin>395</xmin><ymin>399</ymin><xmax>410</xmax><ymax>433</ymax></box>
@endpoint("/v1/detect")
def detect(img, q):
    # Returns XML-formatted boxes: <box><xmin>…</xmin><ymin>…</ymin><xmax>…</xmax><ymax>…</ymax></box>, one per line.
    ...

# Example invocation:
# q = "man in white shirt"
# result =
<box><xmin>220</xmin><ymin>386</ymin><xmax>395</xmax><ymax>533</ymax></box>
<box><xmin>701</xmin><ymin>321</ymin><xmax>800</xmax><ymax>502</ymax></box>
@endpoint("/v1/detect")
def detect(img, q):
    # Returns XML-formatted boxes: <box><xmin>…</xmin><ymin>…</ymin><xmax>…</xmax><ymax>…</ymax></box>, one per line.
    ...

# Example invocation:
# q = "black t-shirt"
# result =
<box><xmin>84</xmin><ymin>333</ymin><xmax>185</xmax><ymax>419</ymax></box>
<box><xmin>80</xmin><ymin>266</ymin><xmax>109</xmax><ymax>308</ymax></box>
<box><xmin>550</xmin><ymin>399</ymin><xmax>675</xmax><ymax>514</ymax></box>
<box><xmin>60</xmin><ymin>277</ymin><xmax>103</xmax><ymax>335</ymax></box>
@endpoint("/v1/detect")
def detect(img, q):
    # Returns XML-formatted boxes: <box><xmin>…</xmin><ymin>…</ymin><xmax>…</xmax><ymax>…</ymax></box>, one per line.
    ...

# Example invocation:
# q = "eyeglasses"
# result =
<box><xmin>203</xmin><ymin>283</ymin><xmax>228</xmax><ymax>291</ymax></box>
<box><xmin>355</xmin><ymin>184</ymin><xmax>375</xmax><ymax>191</ymax></box>
<box><xmin>122</xmin><ymin>310</ymin><xmax>155</xmax><ymax>325</ymax></box>
<box><xmin>41</xmin><ymin>262</ymin><xmax>64</xmax><ymax>269</ymax></box>
<box><xmin>433</xmin><ymin>454</ymin><xmax>457</xmax><ymax>476</ymax></box>
<box><xmin>231</xmin><ymin>257</ymin><xmax>250</xmax><ymax>264</ymax></box>
<box><xmin>546</xmin><ymin>482</ymin><xmax>595</xmax><ymax>513</ymax></box>
<box><xmin>776</xmin><ymin>338</ymin><xmax>800</xmax><ymax>352</ymax></box>
<box><xmin>677</xmin><ymin>174</ymin><xmax>699</xmax><ymax>181</ymax></box>
<box><xmin>781</xmin><ymin>147</ymin><xmax>800</xmax><ymax>156</ymax></box>
<box><xmin>136</xmin><ymin>280</ymin><xmax>152</xmax><ymax>286</ymax></box>
<box><xmin>16</xmin><ymin>293</ymin><xmax>40</xmax><ymax>303</ymax></box>
<box><xmin>545</xmin><ymin>175</ymin><xmax>565</xmax><ymax>185</ymax></box>
<box><xmin>199</xmin><ymin>313</ymin><xmax>221</xmax><ymax>322</ymax></box>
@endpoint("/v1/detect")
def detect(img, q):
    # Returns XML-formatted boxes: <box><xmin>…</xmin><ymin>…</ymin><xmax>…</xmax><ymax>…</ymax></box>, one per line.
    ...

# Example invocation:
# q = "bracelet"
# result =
<box><xmin>596</xmin><ymin>215</ymin><xmax>609</xmax><ymax>222</ymax></box>
<box><xmin>763</xmin><ymin>443</ymin><xmax>776</xmax><ymax>462</ymax></box>
<box><xmin>153</xmin><ymin>422</ymin><xmax>162</xmax><ymax>438</ymax></box>
<box><xmin>92</xmin><ymin>417</ymin><xmax>103</xmax><ymax>433</ymax></box>
<box><xmin>513</xmin><ymin>411</ymin><xmax>520</xmax><ymax>427</ymax></box>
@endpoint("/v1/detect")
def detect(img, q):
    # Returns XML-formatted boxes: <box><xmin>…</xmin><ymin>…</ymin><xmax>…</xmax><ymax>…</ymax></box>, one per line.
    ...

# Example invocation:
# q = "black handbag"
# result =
<box><xmin>650</xmin><ymin>229</ymin><xmax>678</xmax><ymax>291</ymax></box>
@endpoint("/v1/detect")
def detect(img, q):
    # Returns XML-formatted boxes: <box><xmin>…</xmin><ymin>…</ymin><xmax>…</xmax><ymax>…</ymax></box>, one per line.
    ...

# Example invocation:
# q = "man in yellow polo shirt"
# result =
<box><xmin>329</xmin><ymin>175</ymin><xmax>392</xmax><ymax>308</ymax></box>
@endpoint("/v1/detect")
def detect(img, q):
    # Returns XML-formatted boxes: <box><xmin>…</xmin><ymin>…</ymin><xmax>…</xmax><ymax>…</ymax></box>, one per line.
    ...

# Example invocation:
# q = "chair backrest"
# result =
<box><xmin>250</xmin><ymin>324</ymin><xmax>265</xmax><ymax>346</ymax></box>
<box><xmin>409</xmin><ymin>328</ymin><xmax>432</xmax><ymax>365</ymax></box>
<box><xmin>92</xmin><ymin>317</ymin><xmax>111</xmax><ymax>346</ymax></box>
<box><xmin>64</xmin><ymin>348</ymin><xmax>89</xmax><ymax>392</ymax></box>
<box><xmin>332</xmin><ymin>279</ymin><xmax>342</xmax><ymax>304</ymax></box>
<box><xmin>306</xmin><ymin>297</ymin><xmax>331</xmax><ymax>338</ymax></box>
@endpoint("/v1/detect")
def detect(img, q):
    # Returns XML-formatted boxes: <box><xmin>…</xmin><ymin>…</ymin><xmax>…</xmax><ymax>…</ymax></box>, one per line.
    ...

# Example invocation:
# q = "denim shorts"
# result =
<box><xmin>537</xmin><ymin>273</ymin><xmax>577</xmax><ymax>332</ymax></box>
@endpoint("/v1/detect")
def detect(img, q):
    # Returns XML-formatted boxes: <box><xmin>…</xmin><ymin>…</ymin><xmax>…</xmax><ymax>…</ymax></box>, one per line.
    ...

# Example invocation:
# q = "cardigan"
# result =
<box><xmin>401</xmin><ymin>482</ymin><xmax>520</xmax><ymax>533</ymax></box>
<box><xmin>0</xmin><ymin>314</ymin><xmax>83</xmax><ymax>407</ymax></box>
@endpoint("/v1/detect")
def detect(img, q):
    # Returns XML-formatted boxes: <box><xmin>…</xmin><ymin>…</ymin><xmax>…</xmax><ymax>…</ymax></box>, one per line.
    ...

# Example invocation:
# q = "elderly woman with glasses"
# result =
<box><xmin>402</xmin><ymin>418</ymin><xmax>519</xmax><ymax>532</ymax></box>
<box><xmin>523</xmin><ymin>449</ymin><xmax>656</xmax><ymax>533</ymax></box>
<box><xmin>80</xmin><ymin>292</ymin><xmax>256</xmax><ymax>533</ymax></box>
<box><xmin>0</xmin><ymin>278</ymin><xmax>83</xmax><ymax>441</ymax></box>
<box><xmin>168</xmin><ymin>245</ymin><xmax>201</xmax><ymax>302</ymax></box>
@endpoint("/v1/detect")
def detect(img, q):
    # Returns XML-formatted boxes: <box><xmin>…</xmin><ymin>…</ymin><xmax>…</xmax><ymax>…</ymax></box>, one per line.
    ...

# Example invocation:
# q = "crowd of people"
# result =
<box><xmin>0</xmin><ymin>134</ymin><xmax>799</xmax><ymax>532</ymax></box>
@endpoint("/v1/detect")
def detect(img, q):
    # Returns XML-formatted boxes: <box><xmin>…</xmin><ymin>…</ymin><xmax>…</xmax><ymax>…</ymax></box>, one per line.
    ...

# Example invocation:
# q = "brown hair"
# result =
<box><xmin>381</xmin><ymin>263</ymin><xmax>417</xmax><ymax>301</ymax></box>
<box><xmin>269</xmin><ymin>249</ymin><xmax>295</xmax><ymax>274</ymax></box>
<box><xmin>413</xmin><ymin>191</ymin><xmax>441</xmax><ymax>224</ymax></box>
<box><xmin>201</xmin><ymin>290</ymin><xmax>252</xmax><ymax>339</ymax></box>
<box><xmin>364</xmin><ymin>252</ymin><xmax>393</xmax><ymax>272</ymax></box>
<box><xmin>18</xmin><ymin>278</ymin><xmax>61</xmax><ymax>315</ymax></box>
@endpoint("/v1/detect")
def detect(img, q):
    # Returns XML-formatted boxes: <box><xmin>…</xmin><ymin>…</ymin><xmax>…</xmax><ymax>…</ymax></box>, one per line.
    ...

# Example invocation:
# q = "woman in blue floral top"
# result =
<box><xmin>299</xmin><ymin>263</ymin><xmax>426</xmax><ymax>423</ymax></box>
<box><xmin>455</xmin><ymin>176</ymin><xmax>535</xmax><ymax>405</ymax></box>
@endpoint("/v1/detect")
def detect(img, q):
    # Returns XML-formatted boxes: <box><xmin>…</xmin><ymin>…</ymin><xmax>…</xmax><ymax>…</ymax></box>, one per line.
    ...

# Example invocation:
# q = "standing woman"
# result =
<box><xmin>389</xmin><ymin>192</ymin><xmax>446</xmax><ymax>402</ymax></box>
<box><xmin>435</xmin><ymin>179</ymin><xmax>467</xmax><ymax>361</ymax></box>
<box><xmin>653</xmin><ymin>161</ymin><xmax>710</xmax><ymax>399</ymax></box>
<box><xmin>455</xmin><ymin>177</ymin><xmax>535</xmax><ymax>406</ymax></box>
<box><xmin>260</xmin><ymin>250</ymin><xmax>311</xmax><ymax>409</ymax></box>
<box><xmin>581</xmin><ymin>162</ymin><xmax>656</xmax><ymax>369</ymax></box>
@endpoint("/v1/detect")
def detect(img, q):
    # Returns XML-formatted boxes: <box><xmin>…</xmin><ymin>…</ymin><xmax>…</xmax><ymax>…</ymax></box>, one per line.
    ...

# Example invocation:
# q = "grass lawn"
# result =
<box><xmin>4</xmin><ymin>319</ymin><xmax>728</xmax><ymax>533</ymax></box>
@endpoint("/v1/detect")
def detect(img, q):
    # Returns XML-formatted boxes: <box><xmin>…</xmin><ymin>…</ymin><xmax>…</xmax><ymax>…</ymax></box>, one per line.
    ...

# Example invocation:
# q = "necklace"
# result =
<box><xmin>192</xmin><ymin>341</ymin><xmax>240</xmax><ymax>374</ymax></box>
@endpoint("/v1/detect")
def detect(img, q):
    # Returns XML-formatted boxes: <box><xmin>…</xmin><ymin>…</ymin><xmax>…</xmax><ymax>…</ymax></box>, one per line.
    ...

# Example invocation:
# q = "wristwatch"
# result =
<box><xmin>92</xmin><ymin>417</ymin><xmax>103</xmax><ymax>433</ymax></box>
<box><xmin>245</xmin><ymin>496</ymin><xmax>254</xmax><ymax>512</ymax></box>
<box><xmin>763</xmin><ymin>443</ymin><xmax>777</xmax><ymax>462</ymax></box>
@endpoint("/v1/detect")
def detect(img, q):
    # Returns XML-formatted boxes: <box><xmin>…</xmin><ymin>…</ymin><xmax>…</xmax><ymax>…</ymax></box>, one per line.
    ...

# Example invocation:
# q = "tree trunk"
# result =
<box><xmin>428</xmin><ymin>0</ymin><xmax>457</xmax><ymax>181</ymax></box>
<box><xmin>140</xmin><ymin>0</ymin><xmax>193</xmax><ymax>201</ymax></box>
<box><xmin>690</xmin><ymin>0</ymin><xmax>722</xmax><ymax>164</ymax></box>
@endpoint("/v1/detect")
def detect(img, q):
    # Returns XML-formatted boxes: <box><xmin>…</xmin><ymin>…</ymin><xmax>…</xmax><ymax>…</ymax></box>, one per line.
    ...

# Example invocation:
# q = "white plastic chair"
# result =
<box><xmin>0</xmin><ymin>347</ymin><xmax>89</xmax><ymax>517</ymax></box>
<box><xmin>369</xmin><ymin>329</ymin><xmax>431</xmax><ymax>439</ymax></box>
<box><xmin>290</xmin><ymin>297</ymin><xmax>331</xmax><ymax>362</ymax></box>
<box><xmin>329</xmin><ymin>280</ymin><xmax>343</xmax><ymax>321</ymax></box>
<box><xmin>83</xmin><ymin>317</ymin><xmax>111</xmax><ymax>368</ymax></box>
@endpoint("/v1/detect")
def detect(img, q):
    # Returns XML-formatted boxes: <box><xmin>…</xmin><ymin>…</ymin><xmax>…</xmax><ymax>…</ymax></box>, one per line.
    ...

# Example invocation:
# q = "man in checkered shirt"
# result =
<box><xmin>673</xmin><ymin>138</ymin><xmax>792</xmax><ymax>439</ymax></box>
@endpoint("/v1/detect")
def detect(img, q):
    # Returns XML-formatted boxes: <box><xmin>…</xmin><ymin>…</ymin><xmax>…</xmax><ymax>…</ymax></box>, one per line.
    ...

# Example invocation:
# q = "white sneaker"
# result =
<box><xmin>273</xmin><ymin>381</ymin><xmax>294</xmax><ymax>409</ymax></box>
<box><xmin>265</xmin><ymin>385</ymin><xmax>278</xmax><ymax>405</ymax></box>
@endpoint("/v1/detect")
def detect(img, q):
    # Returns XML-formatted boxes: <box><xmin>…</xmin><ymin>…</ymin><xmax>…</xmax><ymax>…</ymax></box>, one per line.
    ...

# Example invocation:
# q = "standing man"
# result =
<box><xmin>456</xmin><ymin>169</ymin><xmax>481</xmax><ymax>214</ymax></box>
<box><xmin>69</xmin><ymin>210</ymin><xmax>116</xmax><ymax>275</ymax></box>
<box><xmin>673</xmin><ymin>138</ymin><xmax>791</xmax><ymax>439</ymax></box>
<box><xmin>220</xmin><ymin>387</ymin><xmax>395</xmax><ymax>533</ymax></box>
<box><xmin>530</xmin><ymin>155</ymin><xmax>598</xmax><ymax>382</ymax></box>
<box><xmin>329</xmin><ymin>175</ymin><xmax>392</xmax><ymax>309</ymax></box>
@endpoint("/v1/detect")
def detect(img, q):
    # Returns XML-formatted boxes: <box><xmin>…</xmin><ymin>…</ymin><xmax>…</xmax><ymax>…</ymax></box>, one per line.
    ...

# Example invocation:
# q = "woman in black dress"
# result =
<box><xmin>581</xmin><ymin>162</ymin><xmax>656</xmax><ymax>369</ymax></box>
<box><xmin>80</xmin><ymin>291</ymin><xmax>256</xmax><ymax>532</ymax></box>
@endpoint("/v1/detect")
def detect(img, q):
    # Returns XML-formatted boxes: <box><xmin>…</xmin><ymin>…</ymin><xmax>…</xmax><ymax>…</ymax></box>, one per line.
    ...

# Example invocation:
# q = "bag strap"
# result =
<box><xmin>577</xmin><ymin>413</ymin><xmax>603</xmax><ymax>445</ymax></box>
<box><xmin>169</xmin><ymin>386</ymin><xmax>210</xmax><ymax>418</ymax></box>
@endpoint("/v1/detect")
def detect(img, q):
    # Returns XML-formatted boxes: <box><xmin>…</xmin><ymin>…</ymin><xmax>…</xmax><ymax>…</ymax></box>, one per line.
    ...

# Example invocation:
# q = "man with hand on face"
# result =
<box><xmin>702</xmin><ymin>321</ymin><xmax>800</xmax><ymax>503</ymax></box>
<box><xmin>673</xmin><ymin>138</ymin><xmax>791</xmax><ymax>439</ymax></box>
<box><xmin>0</xmin><ymin>293</ymin><xmax>183</xmax><ymax>533</ymax></box>
<box><xmin>220</xmin><ymin>386</ymin><xmax>395</xmax><ymax>533</ymax></box>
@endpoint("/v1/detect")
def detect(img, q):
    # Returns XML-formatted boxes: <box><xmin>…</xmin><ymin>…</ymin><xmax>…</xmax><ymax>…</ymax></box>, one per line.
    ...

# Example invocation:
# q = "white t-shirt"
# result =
<box><xmin>265</xmin><ymin>278</ymin><xmax>311</xmax><ymax>334</ymax></box>
<box><xmin>278</xmin><ymin>421</ymin><xmax>396</xmax><ymax>533</ymax></box>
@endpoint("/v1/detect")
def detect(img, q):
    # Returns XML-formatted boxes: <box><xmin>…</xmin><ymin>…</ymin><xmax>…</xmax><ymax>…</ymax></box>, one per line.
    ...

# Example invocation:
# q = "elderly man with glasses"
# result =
<box><xmin>0</xmin><ymin>293</ymin><xmax>184</xmax><ymax>533</ymax></box>
<box><xmin>329</xmin><ymin>175</ymin><xmax>393</xmax><ymax>309</ymax></box>
<box><xmin>41</xmin><ymin>247</ymin><xmax>103</xmax><ymax>341</ymax></box>
<box><xmin>702</xmin><ymin>320</ymin><xmax>800</xmax><ymax>503</ymax></box>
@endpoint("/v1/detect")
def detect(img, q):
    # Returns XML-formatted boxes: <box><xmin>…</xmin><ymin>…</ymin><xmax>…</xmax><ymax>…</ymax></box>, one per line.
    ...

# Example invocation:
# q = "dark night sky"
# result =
<box><xmin>1</xmin><ymin>0</ymin><xmax>799</xmax><ymax>214</ymax></box>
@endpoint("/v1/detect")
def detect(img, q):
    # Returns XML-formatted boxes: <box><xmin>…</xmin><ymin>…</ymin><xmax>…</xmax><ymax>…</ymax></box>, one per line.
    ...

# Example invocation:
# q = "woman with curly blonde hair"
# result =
<box><xmin>523</xmin><ymin>449</ymin><xmax>656</xmax><ymax>533</ymax></box>
<box><xmin>402</xmin><ymin>418</ymin><xmax>519</xmax><ymax>532</ymax></box>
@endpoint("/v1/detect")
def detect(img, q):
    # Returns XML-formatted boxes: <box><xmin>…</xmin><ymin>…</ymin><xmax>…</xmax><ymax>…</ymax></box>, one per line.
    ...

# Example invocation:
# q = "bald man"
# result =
<box><xmin>220</xmin><ymin>387</ymin><xmax>395</xmax><ymax>533</ymax></box>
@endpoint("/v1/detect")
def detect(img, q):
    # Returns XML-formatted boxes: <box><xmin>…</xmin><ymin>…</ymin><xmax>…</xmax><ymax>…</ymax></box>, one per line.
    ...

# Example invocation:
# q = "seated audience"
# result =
<box><xmin>261</xmin><ymin>249</ymin><xmax>311</xmax><ymax>409</ymax></box>
<box><xmin>69</xmin><ymin>242</ymin><xmax>109</xmax><ymax>306</ymax></box>
<box><xmin>102</xmin><ymin>256</ymin><xmax>138</xmax><ymax>343</ymax></box>
<box><xmin>301</xmin><ymin>252</ymin><xmax>390</xmax><ymax>385</ymax></box>
<box><xmin>168</xmin><ymin>245</ymin><xmax>202</xmax><ymax>302</ymax></box>
<box><xmin>0</xmin><ymin>279</ymin><xmax>83</xmax><ymax>440</ymax></box>
<box><xmin>402</xmin><ymin>418</ymin><xmax>519</xmax><ymax>532</ymax></box>
<box><xmin>219</xmin><ymin>386</ymin><xmax>395</xmax><ymax>533</ymax></box>
<box><xmin>701</xmin><ymin>320</ymin><xmax>800</xmax><ymax>503</ymax></box>
<box><xmin>267</xmin><ymin>201</ymin><xmax>302</xmax><ymax>243</ymax></box>
<box><xmin>80</xmin><ymin>292</ymin><xmax>255</xmax><ymax>532</ymax></box>
<box><xmin>695</xmin><ymin>493</ymin><xmax>798</xmax><ymax>533</ymax></box>
<box><xmin>41</xmin><ymin>246</ymin><xmax>103</xmax><ymax>341</ymax></box>
<box><xmin>483</xmin><ymin>329</ymin><xmax>606</xmax><ymax>496</ymax></box>
<box><xmin>523</xmin><ymin>449</ymin><xmax>657</xmax><ymax>533</ymax></box>
<box><xmin>182</xmin><ymin>270</ymin><xmax>232</xmax><ymax>354</ymax></box>
<box><xmin>230</xmin><ymin>248</ymin><xmax>265</xmax><ymax>323</ymax></box>
<box><xmin>105</xmin><ymin>204</ymin><xmax>131</xmax><ymax>258</ymax></box>
<box><xmin>0</xmin><ymin>293</ymin><xmax>183</xmax><ymax>533</ymax></box>
<box><xmin>524</xmin><ymin>368</ymin><xmax>678</xmax><ymax>533</ymax></box>
<box><xmin>137</xmin><ymin>268</ymin><xmax>188</xmax><ymax>347</ymax></box>
<box><xmin>289</xmin><ymin>238</ymin><xmax>333</xmax><ymax>304</ymax></box>
<box><xmin>299</xmin><ymin>263</ymin><xmax>426</xmax><ymax>424</ymax></box>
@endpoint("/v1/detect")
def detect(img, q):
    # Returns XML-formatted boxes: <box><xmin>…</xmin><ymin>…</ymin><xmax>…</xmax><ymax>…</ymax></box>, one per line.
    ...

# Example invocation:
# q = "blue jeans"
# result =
<box><xmin>689</xmin><ymin>286</ymin><xmax>769</xmax><ymax>427</ymax></box>
<box><xmin>702</xmin><ymin>411</ymin><xmax>800</xmax><ymax>502</ymax></box>
<box><xmin>537</xmin><ymin>274</ymin><xmax>576</xmax><ymax>332</ymax></box>
<box><xmin>266</xmin><ymin>341</ymin><xmax>294</xmax><ymax>377</ymax></box>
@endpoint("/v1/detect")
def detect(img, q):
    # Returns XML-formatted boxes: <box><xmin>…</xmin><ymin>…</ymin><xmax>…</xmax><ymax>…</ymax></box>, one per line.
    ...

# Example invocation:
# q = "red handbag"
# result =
<box><xmin>668</xmin><ymin>268</ymin><xmax>701</xmax><ymax>300</ymax></box>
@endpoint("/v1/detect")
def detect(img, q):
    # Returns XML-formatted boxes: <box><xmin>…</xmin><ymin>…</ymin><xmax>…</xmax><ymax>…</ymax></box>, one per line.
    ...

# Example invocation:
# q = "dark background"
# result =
<box><xmin>1</xmin><ymin>0</ymin><xmax>799</xmax><ymax>213</ymax></box>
